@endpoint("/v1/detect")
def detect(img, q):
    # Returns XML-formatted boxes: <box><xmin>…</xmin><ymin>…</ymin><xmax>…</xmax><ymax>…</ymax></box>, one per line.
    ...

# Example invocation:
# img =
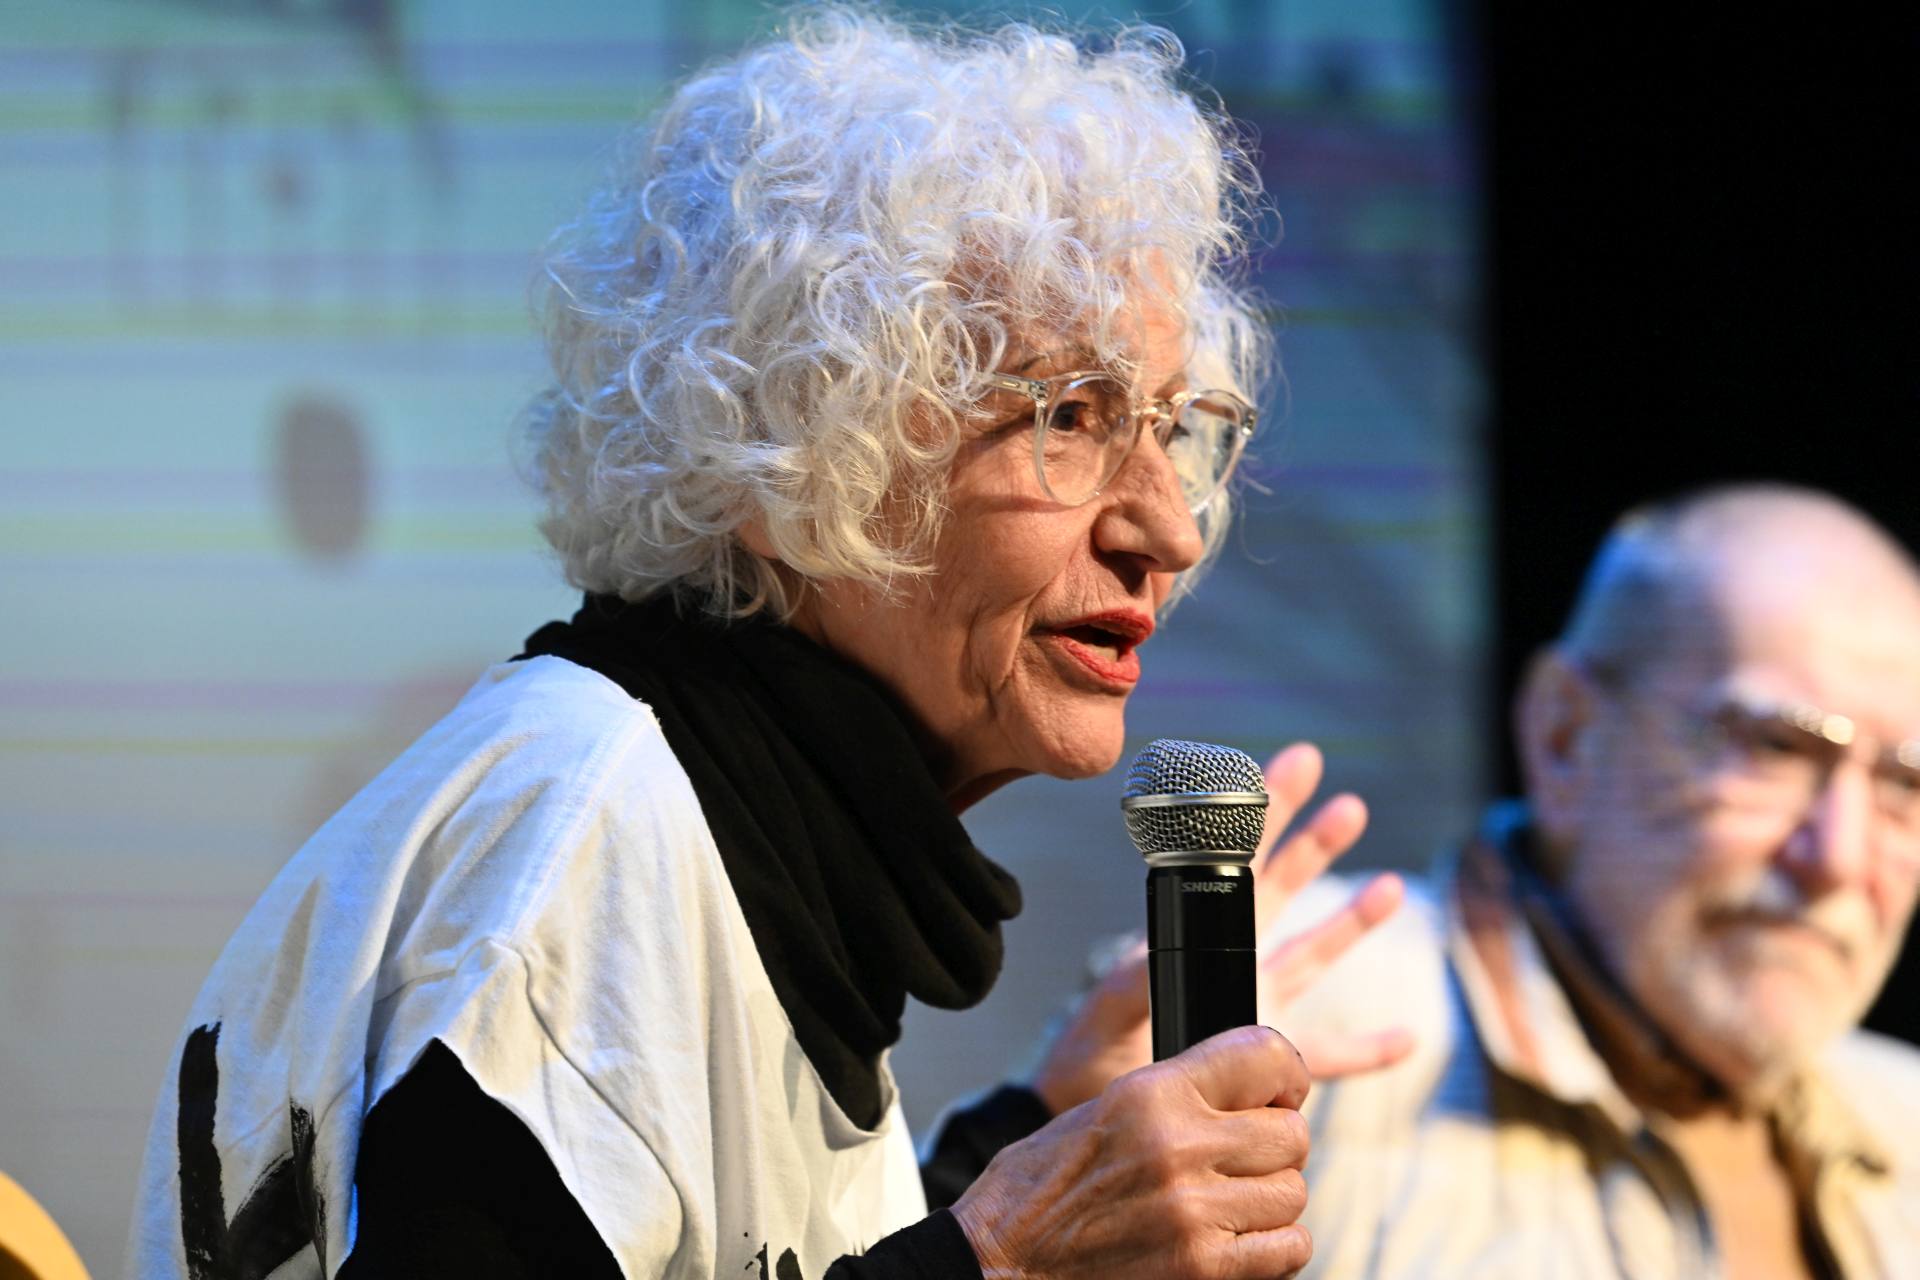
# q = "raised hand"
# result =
<box><xmin>1032</xmin><ymin>743</ymin><xmax>1411</xmax><ymax>1115</ymax></box>
<box><xmin>1251</xmin><ymin>743</ymin><xmax>1412</xmax><ymax>1079</ymax></box>
<box><xmin>955</xmin><ymin>1026</ymin><xmax>1315</xmax><ymax>1280</ymax></box>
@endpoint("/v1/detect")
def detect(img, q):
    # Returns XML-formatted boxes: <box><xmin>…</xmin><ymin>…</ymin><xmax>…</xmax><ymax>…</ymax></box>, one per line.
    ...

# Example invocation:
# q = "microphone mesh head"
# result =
<box><xmin>1121</xmin><ymin>738</ymin><xmax>1268</xmax><ymax>858</ymax></box>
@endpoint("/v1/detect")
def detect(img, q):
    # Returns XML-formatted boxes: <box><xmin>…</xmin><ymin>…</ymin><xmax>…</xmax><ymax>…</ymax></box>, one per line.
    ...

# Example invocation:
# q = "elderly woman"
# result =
<box><xmin>128</xmin><ymin>10</ymin><xmax>1401</xmax><ymax>1279</ymax></box>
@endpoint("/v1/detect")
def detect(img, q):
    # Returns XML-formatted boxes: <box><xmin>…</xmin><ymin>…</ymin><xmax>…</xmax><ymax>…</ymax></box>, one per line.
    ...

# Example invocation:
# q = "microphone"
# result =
<box><xmin>1121</xmin><ymin>739</ymin><xmax>1269</xmax><ymax>1061</ymax></box>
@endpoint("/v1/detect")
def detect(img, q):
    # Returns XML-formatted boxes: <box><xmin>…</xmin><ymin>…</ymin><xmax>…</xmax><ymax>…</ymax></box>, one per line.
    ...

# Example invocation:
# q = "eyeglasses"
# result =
<box><xmin>983</xmin><ymin>369</ymin><xmax>1256</xmax><ymax>512</ymax></box>
<box><xmin>1625</xmin><ymin>685</ymin><xmax>1920</xmax><ymax>856</ymax></box>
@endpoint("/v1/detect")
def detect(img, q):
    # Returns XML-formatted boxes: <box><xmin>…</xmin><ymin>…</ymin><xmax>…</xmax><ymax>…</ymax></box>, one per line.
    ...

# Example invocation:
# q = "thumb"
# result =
<box><xmin>1172</xmin><ymin>1025</ymin><xmax>1309</xmax><ymax>1114</ymax></box>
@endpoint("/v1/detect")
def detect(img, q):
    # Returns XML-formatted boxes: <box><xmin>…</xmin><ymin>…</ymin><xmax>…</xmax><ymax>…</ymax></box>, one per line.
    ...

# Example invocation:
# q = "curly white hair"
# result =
<box><xmin>526</xmin><ymin>6</ymin><xmax>1272</xmax><ymax>616</ymax></box>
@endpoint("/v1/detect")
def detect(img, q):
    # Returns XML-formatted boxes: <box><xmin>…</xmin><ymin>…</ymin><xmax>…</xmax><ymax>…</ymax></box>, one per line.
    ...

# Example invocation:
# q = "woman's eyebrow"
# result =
<box><xmin>1002</xmin><ymin>349</ymin><xmax>1188</xmax><ymax>397</ymax></box>
<box><xmin>1007</xmin><ymin>347</ymin><xmax>1095</xmax><ymax>377</ymax></box>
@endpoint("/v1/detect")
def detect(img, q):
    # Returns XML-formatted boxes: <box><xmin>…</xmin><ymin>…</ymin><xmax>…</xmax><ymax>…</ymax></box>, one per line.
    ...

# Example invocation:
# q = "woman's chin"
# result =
<box><xmin>1026</xmin><ymin>708</ymin><xmax>1129</xmax><ymax>780</ymax></box>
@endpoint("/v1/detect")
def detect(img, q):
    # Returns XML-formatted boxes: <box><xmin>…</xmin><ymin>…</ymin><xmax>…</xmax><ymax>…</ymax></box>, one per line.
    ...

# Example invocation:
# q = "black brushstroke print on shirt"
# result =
<box><xmin>176</xmin><ymin>1022</ymin><xmax>324</xmax><ymax>1279</ymax></box>
<box><xmin>749</xmin><ymin>1241</ymin><xmax>806</xmax><ymax>1279</ymax></box>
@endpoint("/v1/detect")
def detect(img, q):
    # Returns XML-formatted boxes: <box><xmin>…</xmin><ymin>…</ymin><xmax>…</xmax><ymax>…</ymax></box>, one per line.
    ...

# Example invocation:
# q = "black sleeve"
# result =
<box><xmin>917</xmin><ymin>1084</ymin><xmax>1053</xmax><ymax>1211</ymax></box>
<box><xmin>826</xmin><ymin>1210</ymin><xmax>982</xmax><ymax>1279</ymax></box>
<box><xmin>339</xmin><ymin>1038</ymin><xmax>985</xmax><ymax>1279</ymax></box>
<box><xmin>337</xmin><ymin>1039</ymin><xmax>623</xmax><ymax>1280</ymax></box>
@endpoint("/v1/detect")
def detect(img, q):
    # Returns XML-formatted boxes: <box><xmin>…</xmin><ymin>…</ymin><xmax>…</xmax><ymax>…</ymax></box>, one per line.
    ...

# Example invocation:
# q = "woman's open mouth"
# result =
<box><xmin>1035</xmin><ymin>611</ymin><xmax>1153</xmax><ymax>688</ymax></box>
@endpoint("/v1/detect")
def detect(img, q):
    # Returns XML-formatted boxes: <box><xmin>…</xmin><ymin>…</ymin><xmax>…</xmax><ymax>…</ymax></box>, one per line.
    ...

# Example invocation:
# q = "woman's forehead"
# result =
<box><xmin>1003</xmin><ymin>311</ymin><xmax>1195</xmax><ymax>385</ymax></box>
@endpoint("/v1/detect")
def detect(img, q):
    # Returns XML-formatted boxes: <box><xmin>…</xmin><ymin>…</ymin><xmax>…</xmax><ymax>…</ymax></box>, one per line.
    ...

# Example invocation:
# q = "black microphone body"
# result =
<box><xmin>1122</xmin><ymin>739</ymin><xmax>1270</xmax><ymax>1062</ymax></box>
<box><xmin>1146</xmin><ymin>862</ymin><xmax>1256</xmax><ymax>1060</ymax></box>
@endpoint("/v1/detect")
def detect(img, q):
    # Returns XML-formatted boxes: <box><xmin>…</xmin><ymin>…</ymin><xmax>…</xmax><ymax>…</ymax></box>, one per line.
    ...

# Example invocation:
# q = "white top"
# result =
<box><xmin>126</xmin><ymin>656</ymin><xmax>928</xmax><ymax>1279</ymax></box>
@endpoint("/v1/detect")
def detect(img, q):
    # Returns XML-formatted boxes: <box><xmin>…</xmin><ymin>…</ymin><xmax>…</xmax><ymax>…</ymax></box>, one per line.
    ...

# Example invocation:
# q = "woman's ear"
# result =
<box><xmin>1515</xmin><ymin>649</ymin><xmax>1602</xmax><ymax>859</ymax></box>
<box><xmin>737</xmin><ymin>517</ymin><xmax>825</xmax><ymax>639</ymax></box>
<box><xmin>737</xmin><ymin>516</ymin><xmax>779</xmax><ymax>560</ymax></box>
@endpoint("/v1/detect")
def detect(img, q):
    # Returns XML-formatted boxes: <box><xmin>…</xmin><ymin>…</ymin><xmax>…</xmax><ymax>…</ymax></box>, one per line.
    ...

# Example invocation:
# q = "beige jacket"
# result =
<box><xmin>1284</xmin><ymin>807</ymin><xmax>1920</xmax><ymax>1279</ymax></box>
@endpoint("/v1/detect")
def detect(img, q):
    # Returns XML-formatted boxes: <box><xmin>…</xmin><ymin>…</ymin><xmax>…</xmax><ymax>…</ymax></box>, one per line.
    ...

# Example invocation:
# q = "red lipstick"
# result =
<box><xmin>1036</xmin><ymin>609</ymin><xmax>1155</xmax><ymax>688</ymax></box>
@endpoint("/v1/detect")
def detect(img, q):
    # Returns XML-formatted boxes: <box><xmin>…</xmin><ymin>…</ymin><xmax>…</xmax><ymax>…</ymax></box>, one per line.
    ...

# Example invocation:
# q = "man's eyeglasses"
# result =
<box><xmin>983</xmin><ymin>370</ymin><xmax>1256</xmax><ymax>513</ymax></box>
<box><xmin>1628</xmin><ymin>686</ymin><xmax>1920</xmax><ymax>853</ymax></box>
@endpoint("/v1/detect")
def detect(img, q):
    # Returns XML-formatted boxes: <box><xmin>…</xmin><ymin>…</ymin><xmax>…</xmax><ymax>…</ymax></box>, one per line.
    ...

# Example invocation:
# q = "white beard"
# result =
<box><xmin>1641</xmin><ymin>864</ymin><xmax>1886</xmax><ymax>1096</ymax></box>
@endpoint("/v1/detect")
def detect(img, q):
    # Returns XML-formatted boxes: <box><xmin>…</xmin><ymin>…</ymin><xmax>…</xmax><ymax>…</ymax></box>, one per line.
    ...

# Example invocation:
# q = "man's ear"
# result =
<box><xmin>1515</xmin><ymin>649</ymin><xmax>1602</xmax><ymax>854</ymax></box>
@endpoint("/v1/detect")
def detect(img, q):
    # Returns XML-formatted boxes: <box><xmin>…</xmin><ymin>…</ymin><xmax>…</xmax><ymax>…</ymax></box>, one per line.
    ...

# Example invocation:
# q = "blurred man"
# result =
<box><xmin>1286</xmin><ymin>485</ymin><xmax>1920</xmax><ymax>1278</ymax></box>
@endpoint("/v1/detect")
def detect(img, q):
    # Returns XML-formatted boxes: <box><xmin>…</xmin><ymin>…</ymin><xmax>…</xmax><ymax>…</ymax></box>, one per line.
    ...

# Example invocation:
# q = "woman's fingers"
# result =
<box><xmin>1257</xmin><ymin>743</ymin><xmax>1324</xmax><ymax>857</ymax></box>
<box><xmin>1221</xmin><ymin>1223</ymin><xmax>1314</xmax><ymax>1279</ymax></box>
<box><xmin>1172</xmin><ymin>1025</ymin><xmax>1311</xmax><ymax>1113</ymax></box>
<box><xmin>1029</xmin><ymin>935</ymin><xmax>1152</xmax><ymax>1114</ymax></box>
<box><xmin>1185</xmin><ymin>1166</ymin><xmax>1309</xmax><ymax>1234</ymax></box>
<box><xmin>1209</xmin><ymin>1103</ymin><xmax>1312</xmax><ymax>1177</ymax></box>
<box><xmin>1255</xmin><ymin>872</ymin><xmax>1412</xmax><ymax>1082</ymax></box>
<box><xmin>1255</xmin><ymin>792</ymin><xmax>1370</xmax><ymax>945</ymax></box>
<box><xmin>1083</xmin><ymin>935</ymin><xmax>1151</xmax><ymax>1032</ymax></box>
<box><xmin>1292</xmin><ymin>1026</ymin><xmax>1416</xmax><ymax>1080</ymax></box>
<box><xmin>1262</xmin><ymin>791</ymin><xmax>1369</xmax><ymax>898</ymax></box>
<box><xmin>1261</xmin><ymin>872</ymin><xmax>1403</xmax><ymax>1005</ymax></box>
<box><xmin>961</xmin><ymin>1025</ymin><xmax>1318</xmax><ymax>1280</ymax></box>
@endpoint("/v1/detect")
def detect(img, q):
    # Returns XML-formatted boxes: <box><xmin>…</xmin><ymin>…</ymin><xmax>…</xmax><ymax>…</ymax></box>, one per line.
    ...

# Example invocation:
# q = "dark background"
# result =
<box><xmin>1481</xmin><ymin>8</ymin><xmax>1919</xmax><ymax>1039</ymax></box>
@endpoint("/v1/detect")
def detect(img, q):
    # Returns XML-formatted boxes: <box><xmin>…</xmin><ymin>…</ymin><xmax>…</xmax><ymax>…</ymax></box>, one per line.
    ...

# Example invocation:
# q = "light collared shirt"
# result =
<box><xmin>1279</xmin><ymin>804</ymin><xmax>1920</xmax><ymax>1279</ymax></box>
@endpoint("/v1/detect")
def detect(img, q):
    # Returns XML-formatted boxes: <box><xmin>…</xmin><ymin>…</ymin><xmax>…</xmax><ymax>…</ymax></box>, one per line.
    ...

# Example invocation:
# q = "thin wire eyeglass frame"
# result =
<box><xmin>1593</xmin><ymin>673</ymin><xmax>1920</xmax><ymax>866</ymax></box>
<box><xmin>983</xmin><ymin>370</ymin><xmax>1257</xmax><ymax>513</ymax></box>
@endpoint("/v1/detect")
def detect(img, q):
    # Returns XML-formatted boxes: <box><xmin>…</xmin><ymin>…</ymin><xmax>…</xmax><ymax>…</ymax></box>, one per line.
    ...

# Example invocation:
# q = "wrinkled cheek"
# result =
<box><xmin>1658</xmin><ymin>825</ymin><xmax>1782</xmax><ymax>904</ymax></box>
<box><xmin>1656</xmin><ymin>791</ymin><xmax>1752</xmax><ymax>854</ymax></box>
<box><xmin>1005</xmin><ymin>635</ymin><xmax>1053</xmax><ymax>692</ymax></box>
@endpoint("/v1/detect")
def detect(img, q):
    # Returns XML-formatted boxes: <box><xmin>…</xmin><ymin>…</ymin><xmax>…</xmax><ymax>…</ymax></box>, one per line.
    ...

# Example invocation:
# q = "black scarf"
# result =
<box><xmin>517</xmin><ymin>594</ymin><xmax>1022</xmax><ymax>1130</ymax></box>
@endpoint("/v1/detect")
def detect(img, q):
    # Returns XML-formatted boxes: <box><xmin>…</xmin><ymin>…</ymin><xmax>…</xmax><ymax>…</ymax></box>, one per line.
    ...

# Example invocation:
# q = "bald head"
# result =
<box><xmin>1560</xmin><ymin>484</ymin><xmax>1920</xmax><ymax>689</ymax></box>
